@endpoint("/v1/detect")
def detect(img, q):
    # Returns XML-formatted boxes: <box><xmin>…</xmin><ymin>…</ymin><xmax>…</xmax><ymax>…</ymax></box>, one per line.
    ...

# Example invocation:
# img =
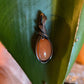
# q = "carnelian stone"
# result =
<box><xmin>36</xmin><ymin>38</ymin><xmax>52</xmax><ymax>62</ymax></box>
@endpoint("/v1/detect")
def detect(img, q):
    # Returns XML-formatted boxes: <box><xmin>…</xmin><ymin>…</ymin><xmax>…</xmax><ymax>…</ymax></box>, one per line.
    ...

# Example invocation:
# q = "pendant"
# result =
<box><xmin>35</xmin><ymin>13</ymin><xmax>53</xmax><ymax>63</ymax></box>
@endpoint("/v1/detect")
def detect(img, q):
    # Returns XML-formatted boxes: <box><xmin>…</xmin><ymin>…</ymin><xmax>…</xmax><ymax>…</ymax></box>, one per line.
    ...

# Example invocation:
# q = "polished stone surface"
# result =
<box><xmin>36</xmin><ymin>38</ymin><xmax>52</xmax><ymax>62</ymax></box>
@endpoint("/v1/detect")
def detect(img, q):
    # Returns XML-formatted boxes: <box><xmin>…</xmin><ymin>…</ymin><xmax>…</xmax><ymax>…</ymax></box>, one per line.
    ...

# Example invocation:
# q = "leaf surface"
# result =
<box><xmin>0</xmin><ymin>0</ymin><xmax>84</xmax><ymax>84</ymax></box>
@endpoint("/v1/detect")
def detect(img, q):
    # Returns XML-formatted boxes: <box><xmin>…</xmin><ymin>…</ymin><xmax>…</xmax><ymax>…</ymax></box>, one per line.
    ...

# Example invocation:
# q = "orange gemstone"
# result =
<box><xmin>36</xmin><ymin>38</ymin><xmax>52</xmax><ymax>62</ymax></box>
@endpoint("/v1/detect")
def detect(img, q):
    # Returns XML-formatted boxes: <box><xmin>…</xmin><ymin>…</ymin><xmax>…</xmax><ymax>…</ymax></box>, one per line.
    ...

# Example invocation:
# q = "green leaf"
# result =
<box><xmin>0</xmin><ymin>0</ymin><xmax>84</xmax><ymax>84</ymax></box>
<box><xmin>66</xmin><ymin>5</ymin><xmax>84</xmax><ymax>77</ymax></box>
